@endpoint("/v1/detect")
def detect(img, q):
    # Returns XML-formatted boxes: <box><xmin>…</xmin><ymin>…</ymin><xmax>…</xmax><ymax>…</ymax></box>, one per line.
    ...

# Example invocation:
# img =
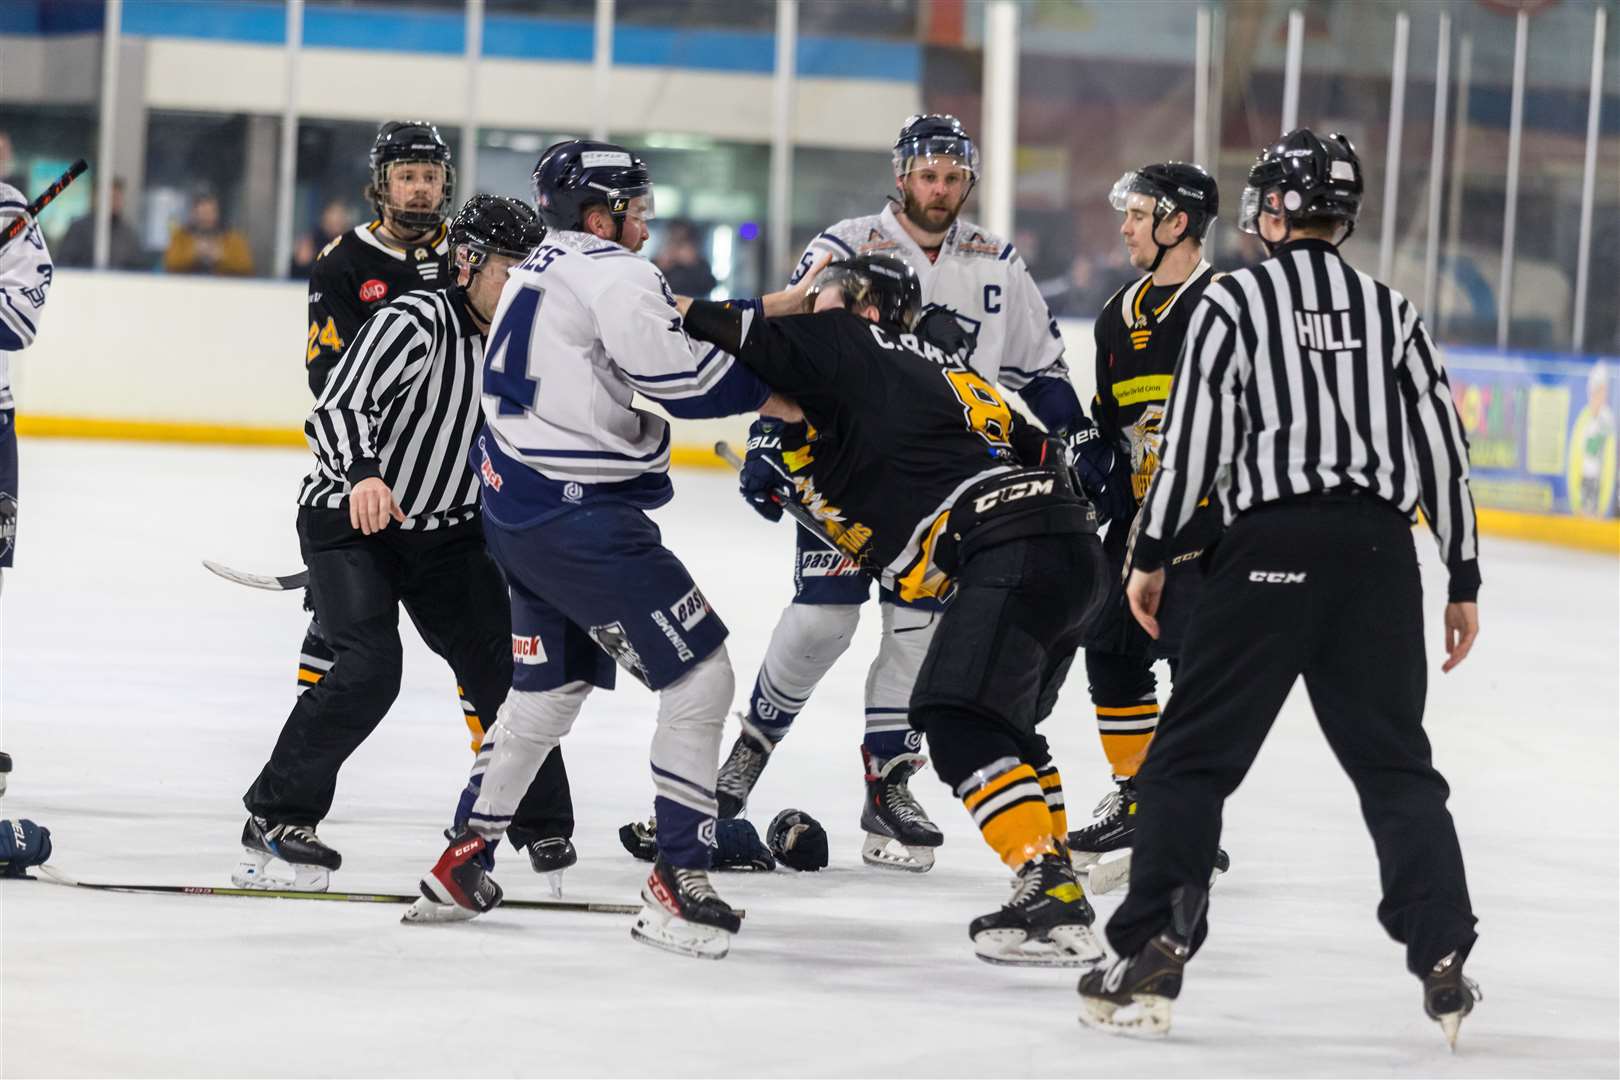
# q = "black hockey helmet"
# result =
<box><xmin>1239</xmin><ymin>128</ymin><xmax>1364</xmax><ymax>250</ymax></box>
<box><xmin>812</xmin><ymin>253</ymin><xmax>923</xmax><ymax>331</ymax></box>
<box><xmin>893</xmin><ymin>113</ymin><xmax>980</xmax><ymax>183</ymax></box>
<box><xmin>366</xmin><ymin>120</ymin><xmax>455</xmax><ymax>232</ymax></box>
<box><xmin>530</xmin><ymin>139</ymin><xmax>653</xmax><ymax>242</ymax></box>
<box><xmin>450</xmin><ymin>194</ymin><xmax>544</xmax><ymax>279</ymax></box>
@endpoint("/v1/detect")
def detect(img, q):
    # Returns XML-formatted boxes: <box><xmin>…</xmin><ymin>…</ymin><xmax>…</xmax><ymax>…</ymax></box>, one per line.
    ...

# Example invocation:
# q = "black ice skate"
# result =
<box><xmin>1069</xmin><ymin>780</ymin><xmax>1231</xmax><ymax>895</ymax></box>
<box><xmin>403</xmin><ymin>828</ymin><xmax>503</xmax><ymax>924</ymax></box>
<box><xmin>860</xmin><ymin>749</ymin><xmax>943</xmax><ymax>873</ymax></box>
<box><xmin>232</xmin><ymin>815</ymin><xmax>341</xmax><ymax>891</ymax></box>
<box><xmin>1423</xmin><ymin>949</ymin><xmax>1482</xmax><ymax>1051</ymax></box>
<box><xmin>631</xmin><ymin>854</ymin><xmax>741</xmax><ymax>960</ymax></box>
<box><xmin>0</xmin><ymin>750</ymin><xmax>11</xmax><ymax>799</ymax></box>
<box><xmin>716</xmin><ymin>714</ymin><xmax>776</xmax><ymax>819</ymax></box>
<box><xmin>971</xmin><ymin>853</ymin><xmax>1102</xmax><ymax>967</ymax></box>
<box><xmin>522</xmin><ymin>836</ymin><xmax>577</xmax><ymax>899</ymax></box>
<box><xmin>1077</xmin><ymin>884</ymin><xmax>1207</xmax><ymax>1038</ymax></box>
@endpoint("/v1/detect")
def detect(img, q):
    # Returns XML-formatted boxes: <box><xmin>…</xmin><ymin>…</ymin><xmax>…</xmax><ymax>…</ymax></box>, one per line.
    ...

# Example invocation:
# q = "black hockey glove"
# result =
<box><xmin>739</xmin><ymin>417</ymin><xmax>802</xmax><ymax>523</ymax></box>
<box><xmin>617</xmin><ymin>818</ymin><xmax>658</xmax><ymax>862</ymax></box>
<box><xmin>712</xmin><ymin>817</ymin><xmax>776</xmax><ymax>871</ymax></box>
<box><xmin>1066</xmin><ymin>420</ymin><xmax>1136</xmax><ymax>527</ymax></box>
<box><xmin>0</xmin><ymin>818</ymin><xmax>51</xmax><ymax>877</ymax></box>
<box><xmin>767</xmin><ymin>808</ymin><xmax>828</xmax><ymax>872</ymax></box>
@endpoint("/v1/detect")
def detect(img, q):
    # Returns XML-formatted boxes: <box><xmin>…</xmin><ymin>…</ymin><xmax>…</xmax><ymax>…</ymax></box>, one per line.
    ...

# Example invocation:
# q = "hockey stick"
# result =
<box><xmin>0</xmin><ymin>159</ymin><xmax>89</xmax><ymax>250</ymax></box>
<box><xmin>202</xmin><ymin>559</ymin><xmax>309</xmax><ymax>592</ymax></box>
<box><xmin>713</xmin><ymin>440</ymin><xmax>865</xmax><ymax>564</ymax></box>
<box><xmin>31</xmin><ymin>864</ymin><xmax>642</xmax><ymax>914</ymax></box>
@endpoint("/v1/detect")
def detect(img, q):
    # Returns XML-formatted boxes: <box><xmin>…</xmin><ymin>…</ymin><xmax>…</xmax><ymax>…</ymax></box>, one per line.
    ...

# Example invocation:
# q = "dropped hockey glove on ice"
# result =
<box><xmin>739</xmin><ymin>417</ymin><xmax>804</xmax><ymax>523</ymax></box>
<box><xmin>0</xmin><ymin>818</ymin><xmax>51</xmax><ymax>877</ymax></box>
<box><xmin>619</xmin><ymin>816</ymin><xmax>776</xmax><ymax>871</ymax></box>
<box><xmin>768</xmin><ymin>808</ymin><xmax>828</xmax><ymax>872</ymax></box>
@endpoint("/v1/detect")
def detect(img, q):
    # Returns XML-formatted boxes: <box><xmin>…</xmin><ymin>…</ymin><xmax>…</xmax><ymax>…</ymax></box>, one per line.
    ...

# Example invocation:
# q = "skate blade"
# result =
<box><xmin>546</xmin><ymin>871</ymin><xmax>564</xmax><ymax>900</ymax></box>
<box><xmin>1077</xmin><ymin>993</ymin><xmax>1172</xmax><ymax>1038</ymax></box>
<box><xmin>1086</xmin><ymin>853</ymin><xmax>1132</xmax><ymax>895</ymax></box>
<box><xmin>861</xmin><ymin>834</ymin><xmax>936</xmax><ymax>873</ymax></box>
<box><xmin>1438</xmin><ymin>1012</ymin><xmax>1463</xmax><ymax>1051</ymax></box>
<box><xmin>401</xmin><ymin>897</ymin><xmax>481</xmax><ymax>924</ymax></box>
<box><xmin>630</xmin><ymin>906</ymin><xmax>732</xmax><ymax>960</ymax></box>
<box><xmin>230</xmin><ymin>850</ymin><xmax>330</xmax><ymax>892</ymax></box>
<box><xmin>973</xmin><ymin>925</ymin><xmax>1103</xmax><ymax>968</ymax></box>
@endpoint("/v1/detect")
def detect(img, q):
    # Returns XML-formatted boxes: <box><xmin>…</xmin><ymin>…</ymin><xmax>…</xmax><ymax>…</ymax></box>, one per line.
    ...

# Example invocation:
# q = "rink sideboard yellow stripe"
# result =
<box><xmin>16</xmin><ymin>415</ymin><xmax>1618</xmax><ymax>552</ymax></box>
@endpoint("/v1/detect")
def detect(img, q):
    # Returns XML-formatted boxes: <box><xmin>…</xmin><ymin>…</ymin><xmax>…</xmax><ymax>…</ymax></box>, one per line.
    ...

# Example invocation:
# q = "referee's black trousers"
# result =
<box><xmin>1106</xmin><ymin>493</ymin><xmax>1478</xmax><ymax>977</ymax></box>
<box><xmin>245</xmin><ymin>507</ymin><xmax>572</xmax><ymax>837</ymax></box>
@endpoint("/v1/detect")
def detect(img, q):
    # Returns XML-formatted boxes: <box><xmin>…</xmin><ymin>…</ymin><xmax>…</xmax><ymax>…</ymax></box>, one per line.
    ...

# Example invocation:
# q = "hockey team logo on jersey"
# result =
<box><xmin>798</xmin><ymin>550</ymin><xmax>861</xmax><ymax>578</ymax></box>
<box><xmin>670</xmin><ymin>585</ymin><xmax>711</xmax><ymax>632</ymax></box>
<box><xmin>359</xmin><ymin>278</ymin><xmax>389</xmax><ymax>303</ymax></box>
<box><xmin>21</xmin><ymin>265</ymin><xmax>50</xmax><ymax>307</ymax></box>
<box><xmin>511</xmin><ymin>634</ymin><xmax>547</xmax><ymax>665</ymax></box>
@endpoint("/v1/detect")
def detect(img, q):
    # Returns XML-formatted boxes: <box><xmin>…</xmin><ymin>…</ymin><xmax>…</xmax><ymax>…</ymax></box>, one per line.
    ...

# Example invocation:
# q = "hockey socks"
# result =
<box><xmin>1096</xmin><ymin>699</ymin><xmax>1158</xmax><ymax>779</ymax></box>
<box><xmin>1038</xmin><ymin>764</ymin><xmax>1068</xmax><ymax>840</ymax></box>
<box><xmin>957</xmin><ymin>759</ymin><xmax>1060</xmax><ymax>870</ymax></box>
<box><xmin>746</xmin><ymin>668</ymin><xmax>803</xmax><ymax>744</ymax></box>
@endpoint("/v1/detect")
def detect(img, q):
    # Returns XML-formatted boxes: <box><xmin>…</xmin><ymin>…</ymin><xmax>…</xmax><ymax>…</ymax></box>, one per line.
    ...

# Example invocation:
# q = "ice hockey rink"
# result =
<box><xmin>1</xmin><ymin>438</ymin><xmax>1616</xmax><ymax>1078</ymax></box>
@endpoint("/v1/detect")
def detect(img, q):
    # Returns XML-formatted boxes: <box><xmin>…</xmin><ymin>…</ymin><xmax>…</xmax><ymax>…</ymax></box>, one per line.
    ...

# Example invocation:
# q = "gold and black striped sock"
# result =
<box><xmin>958</xmin><ymin>759</ymin><xmax>1058</xmax><ymax>870</ymax></box>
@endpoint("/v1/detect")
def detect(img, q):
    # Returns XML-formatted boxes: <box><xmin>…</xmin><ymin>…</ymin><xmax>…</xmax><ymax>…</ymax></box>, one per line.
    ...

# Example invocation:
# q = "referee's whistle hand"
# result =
<box><xmin>1126</xmin><ymin>567</ymin><xmax>1165</xmax><ymax>640</ymax></box>
<box><xmin>1441</xmin><ymin>602</ymin><xmax>1479</xmax><ymax>673</ymax></box>
<box><xmin>350</xmin><ymin>477</ymin><xmax>405</xmax><ymax>535</ymax></box>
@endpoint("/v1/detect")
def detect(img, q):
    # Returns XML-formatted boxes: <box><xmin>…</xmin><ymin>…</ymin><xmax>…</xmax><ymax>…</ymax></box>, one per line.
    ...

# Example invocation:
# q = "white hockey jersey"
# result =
<box><xmin>475</xmin><ymin>229</ymin><xmax>768</xmax><ymax>527</ymax></box>
<box><xmin>0</xmin><ymin>183</ymin><xmax>55</xmax><ymax>410</ymax></box>
<box><xmin>790</xmin><ymin>203</ymin><xmax>1078</xmax><ymax>430</ymax></box>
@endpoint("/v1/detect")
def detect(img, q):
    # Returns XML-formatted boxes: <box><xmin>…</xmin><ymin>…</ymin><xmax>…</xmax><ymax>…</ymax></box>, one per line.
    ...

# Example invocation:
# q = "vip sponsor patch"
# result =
<box><xmin>359</xmin><ymin>278</ymin><xmax>388</xmax><ymax>302</ymax></box>
<box><xmin>512</xmin><ymin>634</ymin><xmax>547</xmax><ymax>665</ymax></box>
<box><xmin>799</xmin><ymin>550</ymin><xmax>861</xmax><ymax>578</ymax></box>
<box><xmin>670</xmin><ymin>585</ymin><xmax>710</xmax><ymax>631</ymax></box>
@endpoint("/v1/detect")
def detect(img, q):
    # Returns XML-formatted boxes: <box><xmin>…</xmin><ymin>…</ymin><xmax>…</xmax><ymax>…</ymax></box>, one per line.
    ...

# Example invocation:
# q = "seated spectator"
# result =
<box><xmin>56</xmin><ymin>177</ymin><xmax>146</xmax><ymax>270</ymax></box>
<box><xmin>164</xmin><ymin>191</ymin><xmax>253</xmax><ymax>276</ymax></box>
<box><xmin>654</xmin><ymin>220</ymin><xmax>717</xmax><ymax>297</ymax></box>
<box><xmin>290</xmin><ymin>198</ymin><xmax>355</xmax><ymax>278</ymax></box>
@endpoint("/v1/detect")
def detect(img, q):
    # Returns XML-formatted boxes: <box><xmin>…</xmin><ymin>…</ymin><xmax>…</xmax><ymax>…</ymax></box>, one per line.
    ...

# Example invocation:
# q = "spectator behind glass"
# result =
<box><xmin>56</xmin><ymin>177</ymin><xmax>147</xmax><ymax>270</ymax></box>
<box><xmin>653</xmin><ymin>220</ymin><xmax>717</xmax><ymax>297</ymax></box>
<box><xmin>290</xmin><ymin>198</ymin><xmax>356</xmax><ymax>278</ymax></box>
<box><xmin>164</xmin><ymin>191</ymin><xmax>254</xmax><ymax>276</ymax></box>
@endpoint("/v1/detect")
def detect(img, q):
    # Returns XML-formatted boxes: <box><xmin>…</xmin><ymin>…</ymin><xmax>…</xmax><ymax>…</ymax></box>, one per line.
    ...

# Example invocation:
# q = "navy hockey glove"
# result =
<box><xmin>0</xmin><ymin>818</ymin><xmax>51</xmax><ymax>877</ymax></box>
<box><xmin>1066</xmin><ymin>421</ymin><xmax>1136</xmax><ymax>526</ymax></box>
<box><xmin>712</xmin><ymin>817</ymin><xmax>776</xmax><ymax>871</ymax></box>
<box><xmin>739</xmin><ymin>417</ymin><xmax>801</xmax><ymax>523</ymax></box>
<box><xmin>767</xmin><ymin>808</ymin><xmax>828</xmax><ymax>872</ymax></box>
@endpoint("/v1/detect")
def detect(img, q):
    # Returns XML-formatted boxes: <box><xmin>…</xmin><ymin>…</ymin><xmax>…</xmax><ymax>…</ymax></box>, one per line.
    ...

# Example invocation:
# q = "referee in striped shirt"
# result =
<box><xmin>1079</xmin><ymin>130</ymin><xmax>1482</xmax><ymax>1048</ymax></box>
<box><xmin>242</xmin><ymin>196</ymin><xmax>572</xmax><ymax>883</ymax></box>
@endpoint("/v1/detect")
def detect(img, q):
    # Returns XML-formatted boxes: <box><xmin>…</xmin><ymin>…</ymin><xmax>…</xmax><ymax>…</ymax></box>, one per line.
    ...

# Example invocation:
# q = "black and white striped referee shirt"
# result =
<box><xmin>298</xmin><ymin>288</ymin><xmax>484</xmax><ymax>530</ymax></box>
<box><xmin>1133</xmin><ymin>238</ymin><xmax>1481</xmax><ymax>599</ymax></box>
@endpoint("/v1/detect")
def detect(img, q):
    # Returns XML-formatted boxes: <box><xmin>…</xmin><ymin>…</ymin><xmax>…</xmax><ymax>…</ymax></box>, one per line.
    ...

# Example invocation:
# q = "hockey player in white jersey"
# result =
<box><xmin>410</xmin><ymin>141</ymin><xmax>800</xmax><ymax>959</ymax></box>
<box><xmin>0</xmin><ymin>180</ymin><xmax>53</xmax><ymax>598</ymax></box>
<box><xmin>716</xmin><ymin>114</ymin><xmax>1087</xmax><ymax>872</ymax></box>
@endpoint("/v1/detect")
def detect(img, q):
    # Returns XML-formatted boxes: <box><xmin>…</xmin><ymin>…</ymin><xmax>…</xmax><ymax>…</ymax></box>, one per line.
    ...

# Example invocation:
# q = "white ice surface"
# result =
<box><xmin>1</xmin><ymin>439</ymin><xmax>1617</xmax><ymax>1078</ymax></box>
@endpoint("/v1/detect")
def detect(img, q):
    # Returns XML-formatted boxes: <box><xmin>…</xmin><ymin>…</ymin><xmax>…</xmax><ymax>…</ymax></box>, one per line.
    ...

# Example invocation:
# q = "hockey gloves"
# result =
<box><xmin>1066</xmin><ymin>420</ymin><xmax>1137</xmax><ymax>527</ymax></box>
<box><xmin>618</xmin><ymin>818</ymin><xmax>658</xmax><ymax>862</ymax></box>
<box><xmin>618</xmin><ymin>815</ymin><xmax>777</xmax><ymax>871</ymax></box>
<box><xmin>0</xmin><ymin>818</ymin><xmax>51</xmax><ymax>877</ymax></box>
<box><xmin>739</xmin><ymin>417</ymin><xmax>803</xmax><ymax>523</ymax></box>
<box><xmin>767</xmin><ymin>809</ymin><xmax>828</xmax><ymax>872</ymax></box>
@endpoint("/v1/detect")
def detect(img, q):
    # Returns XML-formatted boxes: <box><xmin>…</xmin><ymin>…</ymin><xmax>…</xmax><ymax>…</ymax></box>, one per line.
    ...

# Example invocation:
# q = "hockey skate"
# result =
<box><xmin>715</xmin><ymin>714</ymin><xmax>776</xmax><ymax>819</ymax></box>
<box><xmin>0</xmin><ymin>750</ymin><xmax>10</xmax><ymax>799</ymax></box>
<box><xmin>1423</xmin><ymin>949</ymin><xmax>1482</xmax><ymax>1051</ymax></box>
<box><xmin>1069</xmin><ymin>780</ymin><xmax>1231</xmax><ymax>894</ymax></box>
<box><xmin>522</xmin><ymin>836</ymin><xmax>577</xmax><ymax>899</ymax></box>
<box><xmin>232</xmin><ymin>816</ymin><xmax>341</xmax><ymax>891</ymax></box>
<box><xmin>971</xmin><ymin>854</ymin><xmax>1102</xmax><ymax>967</ymax></box>
<box><xmin>403</xmin><ymin>829</ymin><xmax>503</xmax><ymax>925</ymax></box>
<box><xmin>631</xmin><ymin>854</ymin><xmax>741</xmax><ymax>960</ymax></box>
<box><xmin>1077</xmin><ymin>884</ymin><xmax>1206</xmax><ymax>1038</ymax></box>
<box><xmin>860</xmin><ymin>750</ymin><xmax>943</xmax><ymax>872</ymax></box>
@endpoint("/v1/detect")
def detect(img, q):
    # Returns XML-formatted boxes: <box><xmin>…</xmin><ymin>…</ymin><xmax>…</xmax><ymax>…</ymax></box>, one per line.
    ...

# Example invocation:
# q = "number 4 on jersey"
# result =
<box><xmin>485</xmin><ymin>284</ymin><xmax>544</xmax><ymax>415</ymax></box>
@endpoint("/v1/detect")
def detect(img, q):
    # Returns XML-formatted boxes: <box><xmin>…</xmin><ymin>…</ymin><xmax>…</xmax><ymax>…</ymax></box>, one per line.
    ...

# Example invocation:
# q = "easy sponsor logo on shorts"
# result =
<box><xmin>512</xmin><ymin>634</ymin><xmax>547</xmax><ymax>665</ymax></box>
<box><xmin>359</xmin><ymin>278</ymin><xmax>389</xmax><ymax>303</ymax></box>
<box><xmin>670</xmin><ymin>585</ymin><xmax>710</xmax><ymax>632</ymax></box>
<box><xmin>798</xmin><ymin>550</ymin><xmax>861</xmax><ymax>578</ymax></box>
<box><xmin>649</xmin><ymin>609</ymin><xmax>694</xmax><ymax>662</ymax></box>
<box><xmin>1249</xmin><ymin>570</ymin><xmax>1307</xmax><ymax>584</ymax></box>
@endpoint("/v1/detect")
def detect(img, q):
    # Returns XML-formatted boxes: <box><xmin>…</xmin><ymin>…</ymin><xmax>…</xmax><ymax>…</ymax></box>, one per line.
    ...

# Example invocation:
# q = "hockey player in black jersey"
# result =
<box><xmin>679</xmin><ymin>255</ymin><xmax>1112</xmax><ymax>965</ymax></box>
<box><xmin>1065</xmin><ymin>163</ymin><xmax>1228</xmax><ymax>891</ymax></box>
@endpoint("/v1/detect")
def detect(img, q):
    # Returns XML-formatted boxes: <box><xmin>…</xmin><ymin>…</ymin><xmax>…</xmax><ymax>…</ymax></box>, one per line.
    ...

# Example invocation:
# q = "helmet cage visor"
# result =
<box><xmin>893</xmin><ymin>133</ymin><xmax>980</xmax><ymax>181</ymax></box>
<box><xmin>375</xmin><ymin>158</ymin><xmax>455</xmax><ymax>230</ymax></box>
<box><xmin>809</xmin><ymin>263</ymin><xmax>920</xmax><ymax>330</ymax></box>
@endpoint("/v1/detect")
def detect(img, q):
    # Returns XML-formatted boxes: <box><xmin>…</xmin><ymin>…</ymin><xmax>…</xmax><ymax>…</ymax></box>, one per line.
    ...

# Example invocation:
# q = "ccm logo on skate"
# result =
<box><xmin>512</xmin><ymin>635</ymin><xmax>547</xmax><ymax>664</ymax></box>
<box><xmin>973</xmin><ymin>477</ymin><xmax>1055</xmax><ymax>514</ymax></box>
<box><xmin>670</xmin><ymin>585</ymin><xmax>710</xmax><ymax>631</ymax></box>
<box><xmin>359</xmin><ymin>279</ymin><xmax>388</xmax><ymax>302</ymax></box>
<box><xmin>1249</xmin><ymin>571</ymin><xmax>1307</xmax><ymax>584</ymax></box>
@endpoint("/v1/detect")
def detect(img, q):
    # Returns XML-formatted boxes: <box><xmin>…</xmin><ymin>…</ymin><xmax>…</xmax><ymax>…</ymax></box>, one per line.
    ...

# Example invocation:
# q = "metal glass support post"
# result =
<box><xmin>272</xmin><ymin>0</ymin><xmax>303</xmax><ymax>280</ymax></box>
<box><xmin>1497</xmin><ymin>9</ymin><xmax>1528</xmax><ymax>351</ymax></box>
<box><xmin>1378</xmin><ymin>12</ymin><xmax>1409</xmax><ymax>283</ymax></box>
<box><xmin>461</xmin><ymin>0</ymin><xmax>483</xmax><ymax>204</ymax></box>
<box><xmin>592</xmin><ymin>0</ymin><xmax>615</xmax><ymax>141</ymax></box>
<box><xmin>981</xmin><ymin>0</ymin><xmax>1019</xmax><ymax>239</ymax></box>
<box><xmin>1281</xmin><ymin>9</ymin><xmax>1304</xmax><ymax>134</ymax></box>
<box><xmin>92</xmin><ymin>0</ymin><xmax>123</xmax><ymax>270</ymax></box>
<box><xmin>1572</xmin><ymin>6</ymin><xmax>1607</xmax><ymax>353</ymax></box>
<box><xmin>1422</xmin><ymin>12</ymin><xmax>1450</xmax><ymax>316</ymax></box>
<box><xmin>768</xmin><ymin>0</ymin><xmax>798</xmax><ymax>284</ymax></box>
<box><xmin>1194</xmin><ymin>6</ymin><xmax>1212</xmax><ymax>166</ymax></box>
